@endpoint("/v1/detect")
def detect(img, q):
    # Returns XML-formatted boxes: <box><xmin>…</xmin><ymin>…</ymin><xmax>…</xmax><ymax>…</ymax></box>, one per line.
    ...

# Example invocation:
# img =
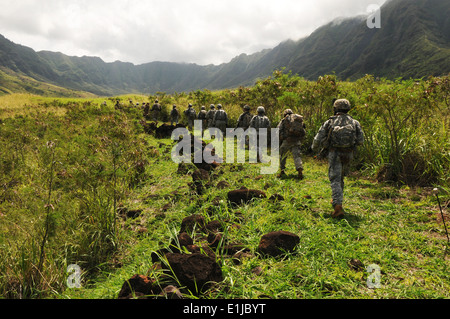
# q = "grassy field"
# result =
<box><xmin>0</xmin><ymin>82</ymin><xmax>449</xmax><ymax>300</ymax></box>
<box><xmin>62</xmin><ymin>150</ymin><xmax>450</xmax><ymax>299</ymax></box>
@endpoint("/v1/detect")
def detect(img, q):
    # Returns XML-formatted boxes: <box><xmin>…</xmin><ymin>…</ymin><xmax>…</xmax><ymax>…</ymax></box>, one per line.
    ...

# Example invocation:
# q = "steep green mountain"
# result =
<box><xmin>0</xmin><ymin>0</ymin><xmax>449</xmax><ymax>96</ymax></box>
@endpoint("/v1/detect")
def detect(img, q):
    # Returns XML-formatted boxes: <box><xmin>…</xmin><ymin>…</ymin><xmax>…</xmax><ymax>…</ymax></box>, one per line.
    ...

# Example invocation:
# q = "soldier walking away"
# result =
<box><xmin>236</xmin><ymin>105</ymin><xmax>253</xmax><ymax>149</ymax></box>
<box><xmin>170</xmin><ymin>105</ymin><xmax>180</xmax><ymax>126</ymax></box>
<box><xmin>143</xmin><ymin>103</ymin><xmax>151</xmax><ymax>120</ymax></box>
<box><xmin>236</xmin><ymin>105</ymin><xmax>253</xmax><ymax>129</ymax></box>
<box><xmin>213</xmin><ymin>104</ymin><xmax>228</xmax><ymax>134</ymax></box>
<box><xmin>311</xmin><ymin>99</ymin><xmax>365</xmax><ymax>218</ymax></box>
<box><xmin>249</xmin><ymin>106</ymin><xmax>271</xmax><ymax>162</ymax></box>
<box><xmin>277</xmin><ymin>109</ymin><xmax>306</xmax><ymax>180</ymax></box>
<box><xmin>206</xmin><ymin>104</ymin><xmax>216</xmax><ymax>129</ymax></box>
<box><xmin>184</xmin><ymin>103</ymin><xmax>197</xmax><ymax>131</ymax></box>
<box><xmin>151</xmin><ymin>100</ymin><xmax>162</xmax><ymax>122</ymax></box>
<box><xmin>198</xmin><ymin>106</ymin><xmax>208</xmax><ymax>129</ymax></box>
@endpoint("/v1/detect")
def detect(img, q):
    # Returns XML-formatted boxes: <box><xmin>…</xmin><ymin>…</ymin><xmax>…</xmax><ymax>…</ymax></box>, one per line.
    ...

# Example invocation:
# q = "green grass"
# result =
<box><xmin>61</xmin><ymin>150</ymin><xmax>450</xmax><ymax>299</ymax></box>
<box><xmin>0</xmin><ymin>85</ymin><xmax>449</xmax><ymax>300</ymax></box>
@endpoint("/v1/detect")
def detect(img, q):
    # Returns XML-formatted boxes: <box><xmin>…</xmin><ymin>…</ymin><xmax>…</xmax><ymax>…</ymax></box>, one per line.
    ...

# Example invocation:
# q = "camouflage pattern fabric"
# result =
<box><xmin>213</xmin><ymin>110</ymin><xmax>228</xmax><ymax>133</ymax></box>
<box><xmin>312</xmin><ymin>113</ymin><xmax>365</xmax><ymax>207</ymax></box>
<box><xmin>151</xmin><ymin>103</ymin><xmax>162</xmax><ymax>121</ymax></box>
<box><xmin>249</xmin><ymin>115</ymin><xmax>270</xmax><ymax>133</ymax></box>
<box><xmin>328</xmin><ymin>150</ymin><xmax>353</xmax><ymax>207</ymax></box>
<box><xmin>170</xmin><ymin>108</ymin><xmax>180</xmax><ymax>125</ymax></box>
<box><xmin>279</xmin><ymin>140</ymin><xmax>303</xmax><ymax>171</ymax></box>
<box><xmin>236</xmin><ymin>112</ymin><xmax>253</xmax><ymax>129</ymax></box>
<box><xmin>206</xmin><ymin>109</ymin><xmax>216</xmax><ymax>128</ymax></box>
<box><xmin>198</xmin><ymin>110</ymin><xmax>207</xmax><ymax>128</ymax></box>
<box><xmin>249</xmin><ymin>115</ymin><xmax>271</xmax><ymax>160</ymax></box>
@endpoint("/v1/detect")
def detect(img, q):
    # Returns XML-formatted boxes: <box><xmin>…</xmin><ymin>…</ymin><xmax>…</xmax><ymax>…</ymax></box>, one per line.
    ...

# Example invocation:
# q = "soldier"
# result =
<box><xmin>198</xmin><ymin>106</ymin><xmax>208</xmax><ymax>129</ymax></box>
<box><xmin>170</xmin><ymin>105</ymin><xmax>180</xmax><ymax>126</ymax></box>
<box><xmin>213</xmin><ymin>104</ymin><xmax>228</xmax><ymax>134</ymax></box>
<box><xmin>311</xmin><ymin>99</ymin><xmax>365</xmax><ymax>218</ymax></box>
<box><xmin>206</xmin><ymin>104</ymin><xmax>216</xmax><ymax>129</ymax></box>
<box><xmin>151</xmin><ymin>99</ymin><xmax>162</xmax><ymax>122</ymax></box>
<box><xmin>184</xmin><ymin>103</ymin><xmax>197</xmax><ymax>131</ymax></box>
<box><xmin>277</xmin><ymin>109</ymin><xmax>306</xmax><ymax>180</ymax></box>
<box><xmin>236</xmin><ymin>105</ymin><xmax>253</xmax><ymax>149</ymax></box>
<box><xmin>236</xmin><ymin>105</ymin><xmax>253</xmax><ymax>130</ymax></box>
<box><xmin>143</xmin><ymin>102</ymin><xmax>151</xmax><ymax>120</ymax></box>
<box><xmin>249</xmin><ymin>106</ymin><xmax>271</xmax><ymax>162</ymax></box>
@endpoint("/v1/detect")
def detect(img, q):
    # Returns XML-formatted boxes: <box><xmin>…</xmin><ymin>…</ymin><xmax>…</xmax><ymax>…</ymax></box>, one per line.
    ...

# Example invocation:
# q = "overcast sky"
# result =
<box><xmin>0</xmin><ymin>0</ymin><xmax>387</xmax><ymax>66</ymax></box>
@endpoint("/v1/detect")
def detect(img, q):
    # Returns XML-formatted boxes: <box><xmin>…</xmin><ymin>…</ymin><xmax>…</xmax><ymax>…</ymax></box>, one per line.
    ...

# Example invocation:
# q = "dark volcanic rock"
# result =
<box><xmin>257</xmin><ymin>231</ymin><xmax>300</xmax><ymax>257</ymax></box>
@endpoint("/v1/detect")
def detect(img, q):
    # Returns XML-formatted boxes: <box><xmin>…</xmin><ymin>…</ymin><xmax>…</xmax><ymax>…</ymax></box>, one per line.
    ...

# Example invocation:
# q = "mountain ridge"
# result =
<box><xmin>0</xmin><ymin>0</ymin><xmax>449</xmax><ymax>96</ymax></box>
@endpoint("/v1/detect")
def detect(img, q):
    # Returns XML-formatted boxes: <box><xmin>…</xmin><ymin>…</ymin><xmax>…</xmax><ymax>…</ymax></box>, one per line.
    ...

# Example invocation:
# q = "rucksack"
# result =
<box><xmin>285</xmin><ymin>114</ymin><xmax>306</xmax><ymax>139</ymax></box>
<box><xmin>215</xmin><ymin>110</ymin><xmax>227</xmax><ymax>121</ymax></box>
<box><xmin>328</xmin><ymin>115</ymin><xmax>357</xmax><ymax>148</ymax></box>
<box><xmin>186</xmin><ymin>108</ymin><xmax>196</xmax><ymax>119</ymax></box>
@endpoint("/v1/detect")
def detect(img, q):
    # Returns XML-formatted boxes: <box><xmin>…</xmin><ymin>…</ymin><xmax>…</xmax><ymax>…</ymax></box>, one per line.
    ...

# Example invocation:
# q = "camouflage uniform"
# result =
<box><xmin>249</xmin><ymin>106</ymin><xmax>271</xmax><ymax>162</ymax></box>
<box><xmin>213</xmin><ymin>104</ymin><xmax>228</xmax><ymax>134</ymax></box>
<box><xmin>198</xmin><ymin>106</ymin><xmax>208</xmax><ymax>129</ymax></box>
<box><xmin>184</xmin><ymin>104</ymin><xmax>197</xmax><ymax>130</ymax></box>
<box><xmin>170</xmin><ymin>105</ymin><xmax>180</xmax><ymax>125</ymax></box>
<box><xmin>151</xmin><ymin>100</ymin><xmax>162</xmax><ymax>121</ymax></box>
<box><xmin>236</xmin><ymin>105</ymin><xmax>253</xmax><ymax>148</ymax></box>
<box><xmin>277</xmin><ymin>109</ymin><xmax>305</xmax><ymax>177</ymax></box>
<box><xmin>236</xmin><ymin>105</ymin><xmax>253</xmax><ymax>129</ymax></box>
<box><xmin>206</xmin><ymin>105</ymin><xmax>216</xmax><ymax>129</ymax></box>
<box><xmin>311</xmin><ymin>99</ymin><xmax>365</xmax><ymax>217</ymax></box>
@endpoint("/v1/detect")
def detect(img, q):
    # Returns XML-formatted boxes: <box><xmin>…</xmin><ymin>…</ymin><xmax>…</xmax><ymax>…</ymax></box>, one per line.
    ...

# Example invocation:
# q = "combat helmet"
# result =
<box><xmin>333</xmin><ymin>99</ymin><xmax>351</xmax><ymax>112</ymax></box>
<box><xmin>257</xmin><ymin>106</ymin><xmax>265</xmax><ymax>114</ymax></box>
<box><xmin>283</xmin><ymin>109</ymin><xmax>293</xmax><ymax>117</ymax></box>
<box><xmin>243</xmin><ymin>105</ymin><xmax>250</xmax><ymax>111</ymax></box>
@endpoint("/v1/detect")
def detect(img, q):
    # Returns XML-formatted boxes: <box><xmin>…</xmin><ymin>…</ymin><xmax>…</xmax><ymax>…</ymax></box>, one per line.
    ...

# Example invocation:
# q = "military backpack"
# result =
<box><xmin>284</xmin><ymin>114</ymin><xmax>306</xmax><ymax>139</ymax></box>
<box><xmin>328</xmin><ymin>114</ymin><xmax>357</xmax><ymax>149</ymax></box>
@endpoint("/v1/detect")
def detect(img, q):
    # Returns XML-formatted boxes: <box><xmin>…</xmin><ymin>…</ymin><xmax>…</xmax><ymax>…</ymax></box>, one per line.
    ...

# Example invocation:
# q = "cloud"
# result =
<box><xmin>0</xmin><ymin>0</ymin><xmax>387</xmax><ymax>65</ymax></box>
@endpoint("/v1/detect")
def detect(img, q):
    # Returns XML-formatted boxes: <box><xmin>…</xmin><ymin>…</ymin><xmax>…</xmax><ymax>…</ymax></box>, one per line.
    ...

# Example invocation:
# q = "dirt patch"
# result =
<box><xmin>257</xmin><ymin>231</ymin><xmax>300</xmax><ymax>257</ymax></box>
<box><xmin>228</xmin><ymin>187</ymin><xmax>267</xmax><ymax>205</ymax></box>
<box><xmin>163</xmin><ymin>253</ymin><xmax>223</xmax><ymax>294</ymax></box>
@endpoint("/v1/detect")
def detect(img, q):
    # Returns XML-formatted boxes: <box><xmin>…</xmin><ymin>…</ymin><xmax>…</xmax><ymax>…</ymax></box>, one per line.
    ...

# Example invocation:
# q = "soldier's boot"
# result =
<box><xmin>277</xmin><ymin>170</ymin><xmax>287</xmax><ymax>178</ymax></box>
<box><xmin>332</xmin><ymin>204</ymin><xmax>345</xmax><ymax>218</ymax></box>
<box><xmin>297</xmin><ymin>169</ymin><xmax>304</xmax><ymax>180</ymax></box>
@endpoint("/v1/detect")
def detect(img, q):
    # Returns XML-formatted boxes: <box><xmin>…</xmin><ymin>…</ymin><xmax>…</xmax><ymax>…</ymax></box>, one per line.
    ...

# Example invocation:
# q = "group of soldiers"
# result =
<box><xmin>143</xmin><ymin>99</ymin><xmax>365</xmax><ymax>219</ymax></box>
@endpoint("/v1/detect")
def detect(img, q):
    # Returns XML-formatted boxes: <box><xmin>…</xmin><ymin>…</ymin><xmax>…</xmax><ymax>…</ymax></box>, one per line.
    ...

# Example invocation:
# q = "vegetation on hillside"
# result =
<box><xmin>0</xmin><ymin>72</ymin><xmax>449</xmax><ymax>299</ymax></box>
<box><xmin>1</xmin><ymin>0</ymin><xmax>449</xmax><ymax>96</ymax></box>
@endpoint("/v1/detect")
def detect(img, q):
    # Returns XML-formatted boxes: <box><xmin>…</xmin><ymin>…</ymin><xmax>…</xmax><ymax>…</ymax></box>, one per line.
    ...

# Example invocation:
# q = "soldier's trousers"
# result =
<box><xmin>279</xmin><ymin>140</ymin><xmax>303</xmax><ymax>171</ymax></box>
<box><xmin>328</xmin><ymin>150</ymin><xmax>353</xmax><ymax>207</ymax></box>
<box><xmin>187</xmin><ymin>119</ymin><xmax>195</xmax><ymax>131</ymax></box>
<box><xmin>215</xmin><ymin>120</ymin><xmax>227</xmax><ymax>135</ymax></box>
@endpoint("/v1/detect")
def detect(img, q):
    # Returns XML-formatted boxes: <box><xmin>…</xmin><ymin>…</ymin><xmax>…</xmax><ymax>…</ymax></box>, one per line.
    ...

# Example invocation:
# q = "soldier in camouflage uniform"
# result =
<box><xmin>170</xmin><ymin>105</ymin><xmax>180</xmax><ymax>126</ymax></box>
<box><xmin>236</xmin><ymin>105</ymin><xmax>253</xmax><ymax>149</ymax></box>
<box><xmin>236</xmin><ymin>105</ymin><xmax>253</xmax><ymax>129</ymax></box>
<box><xmin>311</xmin><ymin>99</ymin><xmax>365</xmax><ymax>218</ymax></box>
<box><xmin>213</xmin><ymin>104</ymin><xmax>228</xmax><ymax>134</ymax></box>
<box><xmin>277</xmin><ymin>109</ymin><xmax>305</xmax><ymax>180</ymax></box>
<box><xmin>206</xmin><ymin>104</ymin><xmax>216</xmax><ymax>129</ymax></box>
<box><xmin>198</xmin><ymin>106</ymin><xmax>208</xmax><ymax>129</ymax></box>
<box><xmin>184</xmin><ymin>104</ymin><xmax>197</xmax><ymax>131</ymax></box>
<box><xmin>249</xmin><ymin>106</ymin><xmax>271</xmax><ymax>162</ymax></box>
<box><xmin>151</xmin><ymin>100</ymin><xmax>162</xmax><ymax>122</ymax></box>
